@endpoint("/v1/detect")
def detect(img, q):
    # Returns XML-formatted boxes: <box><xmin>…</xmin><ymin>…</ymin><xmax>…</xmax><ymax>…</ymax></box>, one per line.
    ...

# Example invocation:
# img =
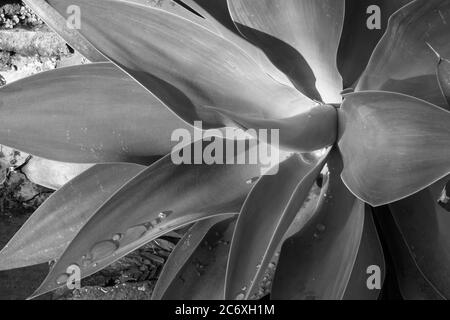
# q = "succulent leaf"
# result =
<box><xmin>271</xmin><ymin>150</ymin><xmax>365</xmax><ymax>300</ymax></box>
<box><xmin>338</xmin><ymin>0</ymin><xmax>413</xmax><ymax>88</ymax></box>
<box><xmin>0</xmin><ymin>62</ymin><xmax>188</xmax><ymax>164</ymax></box>
<box><xmin>338</xmin><ymin>91</ymin><xmax>450</xmax><ymax>206</ymax></box>
<box><xmin>375</xmin><ymin>205</ymin><xmax>445</xmax><ymax>299</ymax></box>
<box><xmin>225</xmin><ymin>152</ymin><xmax>329</xmax><ymax>300</ymax></box>
<box><xmin>152</xmin><ymin>215</ymin><xmax>235</xmax><ymax>300</ymax></box>
<box><xmin>29</xmin><ymin>138</ymin><xmax>264</xmax><ymax>298</ymax></box>
<box><xmin>357</xmin><ymin>0</ymin><xmax>450</xmax><ymax>110</ymax></box>
<box><xmin>0</xmin><ymin>163</ymin><xmax>145</xmax><ymax>271</ymax></box>
<box><xmin>21</xmin><ymin>0</ymin><xmax>105</xmax><ymax>62</ymax></box>
<box><xmin>48</xmin><ymin>0</ymin><xmax>314</xmax><ymax>128</ymax></box>
<box><xmin>227</xmin><ymin>0</ymin><xmax>345</xmax><ymax>103</ymax></box>
<box><xmin>160</xmin><ymin>218</ymin><xmax>236</xmax><ymax>300</ymax></box>
<box><xmin>205</xmin><ymin>104</ymin><xmax>337</xmax><ymax>152</ymax></box>
<box><xmin>22</xmin><ymin>158</ymin><xmax>93</xmax><ymax>190</ymax></box>
<box><xmin>437</xmin><ymin>57</ymin><xmax>450</xmax><ymax>109</ymax></box>
<box><xmin>179</xmin><ymin>0</ymin><xmax>293</xmax><ymax>87</ymax></box>
<box><xmin>342</xmin><ymin>208</ymin><xmax>385</xmax><ymax>300</ymax></box>
<box><xmin>388</xmin><ymin>176</ymin><xmax>450</xmax><ymax>298</ymax></box>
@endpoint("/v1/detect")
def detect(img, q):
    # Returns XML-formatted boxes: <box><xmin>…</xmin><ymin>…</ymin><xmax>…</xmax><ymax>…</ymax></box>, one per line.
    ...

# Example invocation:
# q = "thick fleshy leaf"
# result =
<box><xmin>225</xmin><ymin>152</ymin><xmax>329</xmax><ymax>300</ymax></box>
<box><xmin>208</xmin><ymin>104</ymin><xmax>337</xmax><ymax>152</ymax></box>
<box><xmin>228</xmin><ymin>0</ymin><xmax>344</xmax><ymax>103</ymax></box>
<box><xmin>374</xmin><ymin>205</ymin><xmax>444</xmax><ymax>299</ymax></box>
<box><xmin>343</xmin><ymin>208</ymin><xmax>385</xmax><ymax>300</ymax></box>
<box><xmin>437</xmin><ymin>56</ymin><xmax>450</xmax><ymax>108</ymax></box>
<box><xmin>338</xmin><ymin>0</ymin><xmax>412</xmax><ymax>88</ymax></box>
<box><xmin>22</xmin><ymin>157</ymin><xmax>93</xmax><ymax>190</ymax></box>
<box><xmin>127</xmin><ymin>0</ymin><xmax>211</xmax><ymax>28</ymax></box>
<box><xmin>338</xmin><ymin>91</ymin><xmax>450</xmax><ymax>206</ymax></box>
<box><xmin>356</xmin><ymin>0</ymin><xmax>450</xmax><ymax>110</ymax></box>
<box><xmin>49</xmin><ymin>0</ymin><xmax>313</xmax><ymax>129</ymax></box>
<box><xmin>181</xmin><ymin>0</ymin><xmax>294</xmax><ymax>87</ymax></box>
<box><xmin>23</xmin><ymin>0</ymin><xmax>105</xmax><ymax>62</ymax></box>
<box><xmin>152</xmin><ymin>214</ymin><xmax>235</xmax><ymax>300</ymax></box>
<box><xmin>0</xmin><ymin>62</ymin><xmax>188</xmax><ymax>164</ymax></box>
<box><xmin>161</xmin><ymin>218</ymin><xmax>236</xmax><ymax>300</ymax></box>
<box><xmin>0</xmin><ymin>163</ymin><xmax>145</xmax><ymax>271</ymax></box>
<box><xmin>388</xmin><ymin>176</ymin><xmax>450</xmax><ymax>298</ymax></box>
<box><xmin>272</xmin><ymin>150</ymin><xmax>365</xmax><ymax>300</ymax></box>
<box><xmin>30</xmin><ymin>138</ymin><xmax>264</xmax><ymax>298</ymax></box>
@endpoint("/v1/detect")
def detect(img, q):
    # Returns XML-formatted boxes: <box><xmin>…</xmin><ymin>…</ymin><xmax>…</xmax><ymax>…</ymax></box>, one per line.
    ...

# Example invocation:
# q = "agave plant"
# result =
<box><xmin>0</xmin><ymin>0</ymin><xmax>449</xmax><ymax>300</ymax></box>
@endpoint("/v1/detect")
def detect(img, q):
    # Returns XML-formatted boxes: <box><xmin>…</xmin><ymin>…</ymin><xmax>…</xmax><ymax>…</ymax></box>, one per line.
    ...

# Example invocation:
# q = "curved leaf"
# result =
<box><xmin>153</xmin><ymin>214</ymin><xmax>235</xmax><ymax>300</ymax></box>
<box><xmin>338</xmin><ymin>0</ymin><xmax>412</xmax><ymax>88</ymax></box>
<box><xmin>0</xmin><ymin>163</ymin><xmax>145</xmax><ymax>271</ymax></box>
<box><xmin>343</xmin><ymin>208</ymin><xmax>385</xmax><ymax>300</ymax></box>
<box><xmin>338</xmin><ymin>91</ymin><xmax>450</xmax><ymax>206</ymax></box>
<box><xmin>375</xmin><ymin>205</ymin><xmax>444</xmax><ymax>299</ymax></box>
<box><xmin>437</xmin><ymin>56</ymin><xmax>450</xmax><ymax>108</ymax></box>
<box><xmin>0</xmin><ymin>62</ymin><xmax>188</xmax><ymax>164</ymax></box>
<box><xmin>48</xmin><ymin>0</ymin><xmax>313</xmax><ymax>129</ymax></box>
<box><xmin>388</xmin><ymin>176</ymin><xmax>450</xmax><ymax>298</ymax></box>
<box><xmin>178</xmin><ymin>0</ymin><xmax>294</xmax><ymax>87</ymax></box>
<box><xmin>356</xmin><ymin>0</ymin><xmax>450</xmax><ymax>110</ymax></box>
<box><xmin>23</xmin><ymin>0</ymin><xmax>105</xmax><ymax>62</ymax></box>
<box><xmin>227</xmin><ymin>0</ymin><xmax>345</xmax><ymax>103</ymax></box>
<box><xmin>161</xmin><ymin>218</ymin><xmax>236</xmax><ymax>300</ymax></box>
<box><xmin>225</xmin><ymin>152</ymin><xmax>329</xmax><ymax>300</ymax></box>
<box><xmin>272</xmin><ymin>150</ymin><xmax>365</xmax><ymax>300</ymax></box>
<box><xmin>30</xmin><ymin>138</ymin><xmax>264</xmax><ymax>298</ymax></box>
<box><xmin>22</xmin><ymin>157</ymin><xmax>93</xmax><ymax>190</ymax></box>
<box><xmin>207</xmin><ymin>104</ymin><xmax>337</xmax><ymax>152</ymax></box>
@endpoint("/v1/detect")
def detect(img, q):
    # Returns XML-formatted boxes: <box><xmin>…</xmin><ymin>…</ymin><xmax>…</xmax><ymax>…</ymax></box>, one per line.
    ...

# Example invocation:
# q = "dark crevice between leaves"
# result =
<box><xmin>172</xmin><ymin>0</ymin><xmax>204</xmax><ymax>18</ymax></box>
<box><xmin>234</xmin><ymin>23</ymin><xmax>322</xmax><ymax>102</ymax></box>
<box><xmin>371</xmin><ymin>205</ymin><xmax>403</xmax><ymax>300</ymax></box>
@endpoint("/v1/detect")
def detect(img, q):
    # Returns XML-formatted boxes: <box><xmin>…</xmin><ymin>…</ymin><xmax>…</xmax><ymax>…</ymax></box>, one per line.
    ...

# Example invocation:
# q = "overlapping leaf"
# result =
<box><xmin>159</xmin><ymin>218</ymin><xmax>236</xmax><ymax>300</ymax></box>
<box><xmin>154</xmin><ymin>215</ymin><xmax>235</xmax><ymax>300</ymax></box>
<box><xmin>437</xmin><ymin>56</ymin><xmax>450</xmax><ymax>108</ymax></box>
<box><xmin>180</xmin><ymin>0</ymin><xmax>294</xmax><ymax>86</ymax></box>
<box><xmin>388</xmin><ymin>176</ymin><xmax>450</xmax><ymax>298</ymax></box>
<box><xmin>0</xmin><ymin>62</ymin><xmax>188</xmax><ymax>164</ymax></box>
<box><xmin>228</xmin><ymin>0</ymin><xmax>344</xmax><ymax>103</ymax></box>
<box><xmin>0</xmin><ymin>163</ymin><xmax>145</xmax><ymax>271</ymax></box>
<box><xmin>357</xmin><ymin>0</ymin><xmax>450</xmax><ymax>109</ymax></box>
<box><xmin>338</xmin><ymin>0</ymin><xmax>412</xmax><ymax>88</ymax></box>
<box><xmin>272</xmin><ymin>150</ymin><xmax>365</xmax><ymax>300</ymax></box>
<box><xmin>22</xmin><ymin>0</ymin><xmax>105</xmax><ymax>62</ymax></box>
<box><xmin>207</xmin><ymin>104</ymin><xmax>337</xmax><ymax>152</ymax></box>
<box><xmin>48</xmin><ymin>0</ymin><xmax>313</xmax><ymax>129</ymax></box>
<box><xmin>22</xmin><ymin>158</ymin><xmax>93</xmax><ymax>190</ymax></box>
<box><xmin>375</xmin><ymin>205</ymin><xmax>444</xmax><ymax>299</ymax></box>
<box><xmin>338</xmin><ymin>91</ymin><xmax>450</xmax><ymax>206</ymax></box>
<box><xmin>29</xmin><ymin>138</ymin><xmax>264</xmax><ymax>298</ymax></box>
<box><xmin>225</xmin><ymin>152</ymin><xmax>329</xmax><ymax>300</ymax></box>
<box><xmin>342</xmin><ymin>209</ymin><xmax>385</xmax><ymax>300</ymax></box>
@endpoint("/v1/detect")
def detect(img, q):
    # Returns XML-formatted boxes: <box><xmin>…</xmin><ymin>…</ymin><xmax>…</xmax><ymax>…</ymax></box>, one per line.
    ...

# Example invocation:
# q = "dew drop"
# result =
<box><xmin>235</xmin><ymin>293</ymin><xmax>245</xmax><ymax>300</ymax></box>
<box><xmin>316</xmin><ymin>224</ymin><xmax>326</xmax><ymax>233</ymax></box>
<box><xmin>90</xmin><ymin>240</ymin><xmax>118</xmax><ymax>261</ymax></box>
<box><xmin>56</xmin><ymin>273</ymin><xmax>69</xmax><ymax>285</ymax></box>
<box><xmin>112</xmin><ymin>233</ymin><xmax>122</xmax><ymax>242</ymax></box>
<box><xmin>241</xmin><ymin>286</ymin><xmax>247</xmax><ymax>291</ymax></box>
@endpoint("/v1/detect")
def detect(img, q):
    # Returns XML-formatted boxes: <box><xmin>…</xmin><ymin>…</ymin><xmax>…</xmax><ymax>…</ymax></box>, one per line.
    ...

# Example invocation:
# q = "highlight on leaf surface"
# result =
<box><xmin>338</xmin><ymin>91</ymin><xmax>450</xmax><ymax>206</ymax></box>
